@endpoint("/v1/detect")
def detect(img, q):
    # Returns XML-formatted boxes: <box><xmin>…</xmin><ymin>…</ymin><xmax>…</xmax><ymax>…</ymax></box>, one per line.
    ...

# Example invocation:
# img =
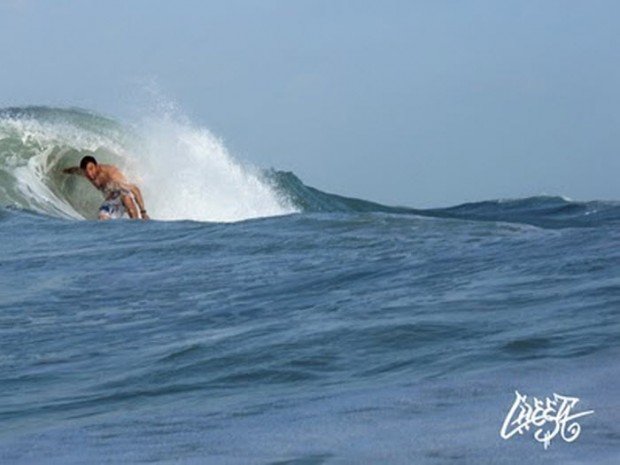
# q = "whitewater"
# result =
<box><xmin>0</xmin><ymin>107</ymin><xmax>618</xmax><ymax>464</ymax></box>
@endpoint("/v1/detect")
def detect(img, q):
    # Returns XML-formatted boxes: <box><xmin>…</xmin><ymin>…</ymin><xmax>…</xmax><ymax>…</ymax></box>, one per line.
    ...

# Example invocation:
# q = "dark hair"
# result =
<box><xmin>80</xmin><ymin>156</ymin><xmax>97</xmax><ymax>170</ymax></box>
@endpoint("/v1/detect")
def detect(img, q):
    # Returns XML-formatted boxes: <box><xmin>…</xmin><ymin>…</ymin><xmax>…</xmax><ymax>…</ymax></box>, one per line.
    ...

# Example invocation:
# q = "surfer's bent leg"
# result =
<box><xmin>121</xmin><ymin>192</ymin><xmax>140</xmax><ymax>219</ymax></box>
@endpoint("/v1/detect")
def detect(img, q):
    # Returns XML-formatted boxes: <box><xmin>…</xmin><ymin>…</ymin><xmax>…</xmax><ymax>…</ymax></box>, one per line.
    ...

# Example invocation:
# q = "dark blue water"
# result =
<box><xmin>1</xmin><ymin>201</ymin><xmax>618</xmax><ymax>464</ymax></box>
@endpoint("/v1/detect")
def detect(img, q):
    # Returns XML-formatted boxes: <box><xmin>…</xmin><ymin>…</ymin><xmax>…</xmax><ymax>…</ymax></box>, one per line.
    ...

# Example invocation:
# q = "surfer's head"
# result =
<box><xmin>80</xmin><ymin>156</ymin><xmax>98</xmax><ymax>180</ymax></box>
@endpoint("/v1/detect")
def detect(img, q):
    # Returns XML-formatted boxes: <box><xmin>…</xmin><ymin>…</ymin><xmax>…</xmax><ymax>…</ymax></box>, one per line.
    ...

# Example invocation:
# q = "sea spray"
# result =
<box><xmin>127</xmin><ymin>116</ymin><xmax>297</xmax><ymax>222</ymax></box>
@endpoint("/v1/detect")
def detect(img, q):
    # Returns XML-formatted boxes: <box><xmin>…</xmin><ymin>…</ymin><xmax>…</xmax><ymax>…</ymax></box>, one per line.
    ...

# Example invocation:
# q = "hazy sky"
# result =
<box><xmin>1</xmin><ymin>0</ymin><xmax>618</xmax><ymax>207</ymax></box>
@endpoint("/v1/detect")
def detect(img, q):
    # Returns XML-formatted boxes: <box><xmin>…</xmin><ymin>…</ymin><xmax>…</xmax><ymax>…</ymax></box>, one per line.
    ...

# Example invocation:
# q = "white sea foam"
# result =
<box><xmin>127</xmin><ymin>116</ymin><xmax>297</xmax><ymax>222</ymax></box>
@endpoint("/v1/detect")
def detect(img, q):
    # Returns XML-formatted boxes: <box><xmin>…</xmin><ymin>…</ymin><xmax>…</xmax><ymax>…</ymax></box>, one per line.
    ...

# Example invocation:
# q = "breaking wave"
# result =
<box><xmin>1</xmin><ymin>106</ymin><xmax>618</xmax><ymax>228</ymax></box>
<box><xmin>0</xmin><ymin>106</ymin><xmax>295</xmax><ymax>222</ymax></box>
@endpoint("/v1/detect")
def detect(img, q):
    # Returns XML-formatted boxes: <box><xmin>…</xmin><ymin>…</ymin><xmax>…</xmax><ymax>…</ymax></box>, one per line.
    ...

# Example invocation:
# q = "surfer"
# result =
<box><xmin>62</xmin><ymin>156</ymin><xmax>150</xmax><ymax>220</ymax></box>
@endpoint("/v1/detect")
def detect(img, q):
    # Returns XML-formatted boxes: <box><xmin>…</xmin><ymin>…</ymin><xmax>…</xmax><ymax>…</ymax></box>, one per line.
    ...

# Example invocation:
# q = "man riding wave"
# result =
<box><xmin>63</xmin><ymin>156</ymin><xmax>149</xmax><ymax>220</ymax></box>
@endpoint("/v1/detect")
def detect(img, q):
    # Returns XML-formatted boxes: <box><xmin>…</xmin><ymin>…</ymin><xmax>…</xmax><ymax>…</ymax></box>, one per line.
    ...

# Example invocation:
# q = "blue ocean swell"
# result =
<box><xmin>1</xmin><ymin>210</ymin><xmax>617</xmax><ymax>431</ymax></box>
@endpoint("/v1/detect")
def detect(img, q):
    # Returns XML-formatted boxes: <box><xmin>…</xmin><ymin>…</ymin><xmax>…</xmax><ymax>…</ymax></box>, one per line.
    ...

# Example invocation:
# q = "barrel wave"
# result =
<box><xmin>0</xmin><ymin>106</ymin><xmax>295</xmax><ymax>222</ymax></box>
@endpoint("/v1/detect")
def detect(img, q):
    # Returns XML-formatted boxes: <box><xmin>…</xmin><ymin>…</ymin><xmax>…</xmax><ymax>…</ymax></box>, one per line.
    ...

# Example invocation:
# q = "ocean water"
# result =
<box><xmin>0</xmin><ymin>107</ymin><xmax>619</xmax><ymax>464</ymax></box>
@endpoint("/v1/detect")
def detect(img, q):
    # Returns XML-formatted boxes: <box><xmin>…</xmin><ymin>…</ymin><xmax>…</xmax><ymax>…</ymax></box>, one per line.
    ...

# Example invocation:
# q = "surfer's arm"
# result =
<box><xmin>129</xmin><ymin>184</ymin><xmax>149</xmax><ymax>220</ymax></box>
<box><xmin>62</xmin><ymin>167</ymin><xmax>82</xmax><ymax>175</ymax></box>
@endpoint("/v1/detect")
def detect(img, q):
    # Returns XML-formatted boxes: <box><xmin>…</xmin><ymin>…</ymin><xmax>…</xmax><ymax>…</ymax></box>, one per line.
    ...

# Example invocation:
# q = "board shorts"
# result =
<box><xmin>99</xmin><ymin>189</ymin><xmax>140</xmax><ymax>219</ymax></box>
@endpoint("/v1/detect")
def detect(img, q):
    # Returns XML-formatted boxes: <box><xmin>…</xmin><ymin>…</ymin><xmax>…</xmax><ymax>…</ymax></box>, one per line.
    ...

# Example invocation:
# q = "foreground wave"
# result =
<box><xmin>2</xmin><ymin>106</ymin><xmax>619</xmax><ymax>228</ymax></box>
<box><xmin>1</xmin><ymin>207</ymin><xmax>618</xmax><ymax>464</ymax></box>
